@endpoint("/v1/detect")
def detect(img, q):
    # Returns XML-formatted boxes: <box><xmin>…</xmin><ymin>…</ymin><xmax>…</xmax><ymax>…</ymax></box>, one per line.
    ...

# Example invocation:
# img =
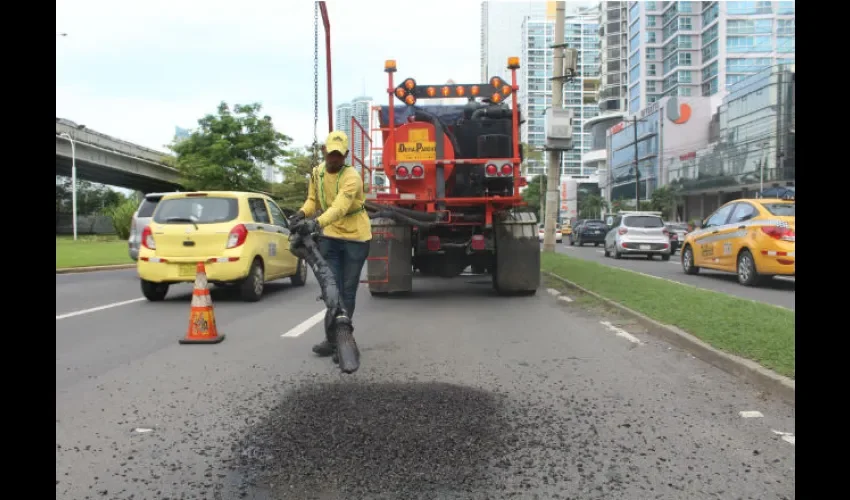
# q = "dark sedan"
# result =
<box><xmin>571</xmin><ymin>219</ymin><xmax>607</xmax><ymax>246</ymax></box>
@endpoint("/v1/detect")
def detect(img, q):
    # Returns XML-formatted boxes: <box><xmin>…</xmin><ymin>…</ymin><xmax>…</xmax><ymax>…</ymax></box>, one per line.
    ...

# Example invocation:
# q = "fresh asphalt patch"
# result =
<box><xmin>227</xmin><ymin>379</ymin><xmax>638</xmax><ymax>499</ymax></box>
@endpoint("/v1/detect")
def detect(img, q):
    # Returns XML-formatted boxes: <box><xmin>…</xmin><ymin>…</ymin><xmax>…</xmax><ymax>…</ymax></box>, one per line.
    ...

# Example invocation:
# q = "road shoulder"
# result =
<box><xmin>541</xmin><ymin>268</ymin><xmax>795</xmax><ymax>407</ymax></box>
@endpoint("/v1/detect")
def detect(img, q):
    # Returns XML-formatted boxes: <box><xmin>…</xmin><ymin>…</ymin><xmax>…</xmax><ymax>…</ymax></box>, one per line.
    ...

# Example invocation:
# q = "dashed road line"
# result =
<box><xmin>771</xmin><ymin>430</ymin><xmax>795</xmax><ymax>445</ymax></box>
<box><xmin>739</xmin><ymin>410</ymin><xmax>764</xmax><ymax>418</ymax></box>
<box><xmin>56</xmin><ymin>297</ymin><xmax>146</xmax><ymax>320</ymax></box>
<box><xmin>557</xmin><ymin>295</ymin><xmax>573</xmax><ymax>303</ymax></box>
<box><xmin>281</xmin><ymin>309</ymin><xmax>326</xmax><ymax>338</ymax></box>
<box><xmin>546</xmin><ymin>288</ymin><xmax>561</xmax><ymax>296</ymax></box>
<box><xmin>600</xmin><ymin>321</ymin><xmax>642</xmax><ymax>344</ymax></box>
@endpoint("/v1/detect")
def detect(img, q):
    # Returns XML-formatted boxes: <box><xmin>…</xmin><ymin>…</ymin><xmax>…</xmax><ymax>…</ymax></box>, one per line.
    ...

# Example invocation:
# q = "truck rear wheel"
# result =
<box><xmin>493</xmin><ymin>211</ymin><xmax>540</xmax><ymax>296</ymax></box>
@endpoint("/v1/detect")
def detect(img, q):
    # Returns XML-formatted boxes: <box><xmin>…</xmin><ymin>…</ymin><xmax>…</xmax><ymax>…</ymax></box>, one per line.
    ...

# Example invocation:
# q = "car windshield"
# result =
<box><xmin>153</xmin><ymin>197</ymin><xmax>239</xmax><ymax>224</ymax></box>
<box><xmin>624</xmin><ymin>216</ymin><xmax>664</xmax><ymax>228</ymax></box>
<box><xmin>761</xmin><ymin>203</ymin><xmax>795</xmax><ymax>217</ymax></box>
<box><xmin>584</xmin><ymin>219</ymin><xmax>605</xmax><ymax>226</ymax></box>
<box><xmin>666</xmin><ymin>223</ymin><xmax>688</xmax><ymax>231</ymax></box>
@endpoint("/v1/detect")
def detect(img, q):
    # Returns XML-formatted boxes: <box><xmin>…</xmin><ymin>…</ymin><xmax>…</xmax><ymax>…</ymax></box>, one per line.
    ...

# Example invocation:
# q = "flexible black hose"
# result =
<box><xmin>365</xmin><ymin>201</ymin><xmax>438</xmax><ymax>221</ymax></box>
<box><xmin>368</xmin><ymin>210</ymin><xmax>438</xmax><ymax>228</ymax></box>
<box><xmin>288</xmin><ymin>231</ymin><xmax>359</xmax><ymax>374</ymax></box>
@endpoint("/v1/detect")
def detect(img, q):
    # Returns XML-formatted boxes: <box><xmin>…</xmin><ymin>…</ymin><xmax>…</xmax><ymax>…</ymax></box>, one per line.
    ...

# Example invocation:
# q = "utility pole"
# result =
<box><xmin>632</xmin><ymin>115</ymin><xmax>640</xmax><ymax>209</ymax></box>
<box><xmin>543</xmin><ymin>1</ymin><xmax>565</xmax><ymax>253</ymax></box>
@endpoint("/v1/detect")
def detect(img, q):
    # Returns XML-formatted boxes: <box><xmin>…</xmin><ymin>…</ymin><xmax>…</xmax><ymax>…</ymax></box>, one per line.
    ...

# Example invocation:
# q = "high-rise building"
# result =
<box><xmin>173</xmin><ymin>126</ymin><xmax>190</xmax><ymax>143</ymax></box>
<box><xmin>335</xmin><ymin>96</ymin><xmax>373</xmax><ymax>172</ymax></box>
<box><xmin>520</xmin><ymin>5</ymin><xmax>601</xmax><ymax>179</ymax></box>
<box><xmin>625</xmin><ymin>1</ymin><xmax>795</xmax><ymax>114</ymax></box>
<box><xmin>480</xmin><ymin>1</ymin><xmax>550</xmax><ymax>83</ymax></box>
<box><xmin>583</xmin><ymin>1</ymin><xmax>629</xmax><ymax>204</ymax></box>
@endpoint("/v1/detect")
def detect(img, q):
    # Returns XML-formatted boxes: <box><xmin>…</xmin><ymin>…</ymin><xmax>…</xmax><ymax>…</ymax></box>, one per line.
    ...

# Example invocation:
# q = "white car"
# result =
<box><xmin>538</xmin><ymin>225</ymin><xmax>563</xmax><ymax>243</ymax></box>
<box><xmin>603</xmin><ymin>211</ymin><xmax>671</xmax><ymax>260</ymax></box>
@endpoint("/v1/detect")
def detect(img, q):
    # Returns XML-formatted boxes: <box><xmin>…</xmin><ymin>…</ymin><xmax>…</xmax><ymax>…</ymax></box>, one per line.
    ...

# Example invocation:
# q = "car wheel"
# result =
<box><xmin>682</xmin><ymin>245</ymin><xmax>699</xmax><ymax>275</ymax></box>
<box><xmin>290</xmin><ymin>258</ymin><xmax>308</xmax><ymax>286</ymax></box>
<box><xmin>240</xmin><ymin>258</ymin><xmax>265</xmax><ymax>302</ymax></box>
<box><xmin>613</xmin><ymin>244</ymin><xmax>622</xmax><ymax>259</ymax></box>
<box><xmin>661</xmin><ymin>254</ymin><xmax>671</xmax><ymax>261</ymax></box>
<box><xmin>594</xmin><ymin>242</ymin><xmax>600</xmax><ymax>247</ymax></box>
<box><xmin>141</xmin><ymin>280</ymin><xmax>169</xmax><ymax>301</ymax></box>
<box><xmin>603</xmin><ymin>243</ymin><xmax>610</xmax><ymax>257</ymax></box>
<box><xmin>737</xmin><ymin>249</ymin><xmax>765</xmax><ymax>287</ymax></box>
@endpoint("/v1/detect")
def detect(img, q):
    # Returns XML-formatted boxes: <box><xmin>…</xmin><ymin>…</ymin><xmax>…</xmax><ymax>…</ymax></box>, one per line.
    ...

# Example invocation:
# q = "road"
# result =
<box><xmin>556</xmin><ymin>242</ymin><xmax>795</xmax><ymax>310</ymax></box>
<box><xmin>57</xmin><ymin>269</ymin><xmax>795</xmax><ymax>500</ymax></box>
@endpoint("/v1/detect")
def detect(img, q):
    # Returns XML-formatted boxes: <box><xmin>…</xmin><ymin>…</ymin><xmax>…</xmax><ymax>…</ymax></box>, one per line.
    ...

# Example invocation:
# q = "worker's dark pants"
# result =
<box><xmin>318</xmin><ymin>236</ymin><xmax>370</xmax><ymax>321</ymax></box>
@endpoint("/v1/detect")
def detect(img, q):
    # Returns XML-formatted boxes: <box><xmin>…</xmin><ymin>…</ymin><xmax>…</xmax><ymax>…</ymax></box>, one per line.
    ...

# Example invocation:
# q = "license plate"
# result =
<box><xmin>639</xmin><ymin>245</ymin><xmax>651</xmax><ymax>250</ymax></box>
<box><xmin>178</xmin><ymin>264</ymin><xmax>196</xmax><ymax>277</ymax></box>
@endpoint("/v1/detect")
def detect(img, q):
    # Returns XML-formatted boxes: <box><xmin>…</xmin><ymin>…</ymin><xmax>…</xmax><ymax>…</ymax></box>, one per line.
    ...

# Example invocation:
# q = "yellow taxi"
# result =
<box><xmin>137</xmin><ymin>191</ymin><xmax>308</xmax><ymax>302</ymax></box>
<box><xmin>561</xmin><ymin>224</ymin><xmax>572</xmax><ymax>237</ymax></box>
<box><xmin>680</xmin><ymin>198</ymin><xmax>794</xmax><ymax>286</ymax></box>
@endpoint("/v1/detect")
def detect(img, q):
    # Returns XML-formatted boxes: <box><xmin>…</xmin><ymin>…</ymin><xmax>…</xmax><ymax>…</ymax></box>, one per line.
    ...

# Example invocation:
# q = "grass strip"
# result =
<box><xmin>56</xmin><ymin>235</ymin><xmax>133</xmax><ymax>269</ymax></box>
<box><xmin>541</xmin><ymin>252</ymin><xmax>795</xmax><ymax>379</ymax></box>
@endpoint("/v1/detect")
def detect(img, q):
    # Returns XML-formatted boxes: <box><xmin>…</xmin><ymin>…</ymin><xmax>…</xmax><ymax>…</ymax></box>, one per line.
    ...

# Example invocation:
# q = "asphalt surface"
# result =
<box><xmin>57</xmin><ymin>268</ymin><xmax>795</xmax><ymax>499</ymax></box>
<box><xmin>556</xmin><ymin>242</ymin><xmax>795</xmax><ymax>310</ymax></box>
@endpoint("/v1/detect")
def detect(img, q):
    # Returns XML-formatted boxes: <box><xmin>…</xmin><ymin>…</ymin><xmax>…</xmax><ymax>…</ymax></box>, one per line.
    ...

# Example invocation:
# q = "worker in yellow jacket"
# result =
<box><xmin>289</xmin><ymin>130</ymin><xmax>372</xmax><ymax>358</ymax></box>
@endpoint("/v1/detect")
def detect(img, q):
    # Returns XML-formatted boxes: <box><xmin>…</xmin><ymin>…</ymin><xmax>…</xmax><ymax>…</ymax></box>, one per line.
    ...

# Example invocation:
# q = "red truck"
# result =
<box><xmin>349</xmin><ymin>58</ymin><xmax>540</xmax><ymax>296</ymax></box>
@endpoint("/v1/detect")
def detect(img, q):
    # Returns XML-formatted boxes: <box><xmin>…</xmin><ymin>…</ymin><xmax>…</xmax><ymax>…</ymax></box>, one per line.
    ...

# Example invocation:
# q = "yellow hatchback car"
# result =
<box><xmin>137</xmin><ymin>191</ymin><xmax>308</xmax><ymax>302</ymax></box>
<box><xmin>680</xmin><ymin>198</ymin><xmax>794</xmax><ymax>286</ymax></box>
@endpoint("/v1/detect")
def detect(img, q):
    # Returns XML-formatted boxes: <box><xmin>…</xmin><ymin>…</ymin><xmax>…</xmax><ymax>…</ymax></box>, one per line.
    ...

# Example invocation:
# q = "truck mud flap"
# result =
<box><xmin>493</xmin><ymin>211</ymin><xmax>540</xmax><ymax>295</ymax></box>
<box><xmin>366</xmin><ymin>217</ymin><xmax>413</xmax><ymax>295</ymax></box>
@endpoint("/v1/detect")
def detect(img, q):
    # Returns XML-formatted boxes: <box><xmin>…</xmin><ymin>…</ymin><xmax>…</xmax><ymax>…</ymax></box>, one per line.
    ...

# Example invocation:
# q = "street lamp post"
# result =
<box><xmin>59</xmin><ymin>132</ymin><xmax>78</xmax><ymax>240</ymax></box>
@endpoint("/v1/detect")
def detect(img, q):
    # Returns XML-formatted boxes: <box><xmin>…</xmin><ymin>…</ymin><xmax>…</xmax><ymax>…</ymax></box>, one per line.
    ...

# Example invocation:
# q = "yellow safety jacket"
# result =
<box><xmin>299</xmin><ymin>162</ymin><xmax>372</xmax><ymax>242</ymax></box>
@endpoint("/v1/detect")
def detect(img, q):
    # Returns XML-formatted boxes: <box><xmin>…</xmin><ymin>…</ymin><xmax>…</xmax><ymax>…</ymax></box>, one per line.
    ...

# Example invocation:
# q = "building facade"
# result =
<box><xmin>626</xmin><ymin>1</ymin><xmax>795</xmax><ymax>115</ymax></box>
<box><xmin>520</xmin><ymin>6</ymin><xmax>602</xmax><ymax>179</ymax></box>
<box><xmin>605</xmin><ymin>95</ymin><xmax>716</xmax><ymax>206</ymax></box>
<box><xmin>665</xmin><ymin>64</ymin><xmax>795</xmax><ymax>221</ymax></box>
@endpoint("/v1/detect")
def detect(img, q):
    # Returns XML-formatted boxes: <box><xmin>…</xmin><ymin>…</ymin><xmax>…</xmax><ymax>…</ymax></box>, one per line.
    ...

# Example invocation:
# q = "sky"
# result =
<box><xmin>56</xmin><ymin>0</ymin><xmax>487</xmax><ymax>153</ymax></box>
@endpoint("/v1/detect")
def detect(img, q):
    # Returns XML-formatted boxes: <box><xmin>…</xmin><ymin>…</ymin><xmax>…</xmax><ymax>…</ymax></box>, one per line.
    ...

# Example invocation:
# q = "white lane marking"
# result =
<box><xmin>739</xmin><ymin>410</ymin><xmax>764</xmax><ymax>418</ymax></box>
<box><xmin>596</xmin><ymin>250</ymin><xmax>605</xmax><ymax>254</ymax></box>
<box><xmin>557</xmin><ymin>295</ymin><xmax>573</xmax><ymax>303</ymax></box>
<box><xmin>133</xmin><ymin>428</ymin><xmax>154</xmax><ymax>433</ymax></box>
<box><xmin>547</xmin><ymin>288</ymin><xmax>561</xmax><ymax>296</ymax></box>
<box><xmin>600</xmin><ymin>321</ymin><xmax>642</xmax><ymax>344</ymax></box>
<box><xmin>282</xmin><ymin>309</ymin><xmax>326</xmax><ymax>338</ymax></box>
<box><xmin>56</xmin><ymin>297</ymin><xmax>146</xmax><ymax>320</ymax></box>
<box><xmin>771</xmin><ymin>430</ymin><xmax>795</xmax><ymax>444</ymax></box>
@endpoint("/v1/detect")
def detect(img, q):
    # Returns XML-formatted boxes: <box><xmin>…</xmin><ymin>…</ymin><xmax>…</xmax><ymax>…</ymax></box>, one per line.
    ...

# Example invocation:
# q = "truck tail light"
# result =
<box><xmin>396</xmin><ymin>166</ymin><xmax>410</xmax><ymax>179</ymax></box>
<box><xmin>485</xmin><ymin>164</ymin><xmax>498</xmax><ymax>177</ymax></box>
<box><xmin>141</xmin><ymin>225</ymin><xmax>156</xmax><ymax>250</ymax></box>
<box><xmin>226</xmin><ymin>224</ymin><xmax>248</xmax><ymax>248</ymax></box>
<box><xmin>471</xmin><ymin>234</ymin><xmax>486</xmax><ymax>251</ymax></box>
<box><xmin>426</xmin><ymin>235</ymin><xmax>440</xmax><ymax>251</ymax></box>
<box><xmin>500</xmin><ymin>164</ymin><xmax>513</xmax><ymax>176</ymax></box>
<box><xmin>410</xmin><ymin>165</ymin><xmax>424</xmax><ymax>178</ymax></box>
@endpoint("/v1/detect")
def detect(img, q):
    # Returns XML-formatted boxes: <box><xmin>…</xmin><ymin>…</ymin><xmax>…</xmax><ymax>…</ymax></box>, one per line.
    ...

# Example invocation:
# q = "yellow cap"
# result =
<box><xmin>325</xmin><ymin>130</ymin><xmax>349</xmax><ymax>155</ymax></box>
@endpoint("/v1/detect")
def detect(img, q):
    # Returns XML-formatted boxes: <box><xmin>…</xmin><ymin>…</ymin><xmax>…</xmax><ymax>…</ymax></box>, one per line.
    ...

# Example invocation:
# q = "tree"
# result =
<box><xmin>522</xmin><ymin>174</ymin><xmax>546</xmax><ymax>217</ymax></box>
<box><xmin>271</xmin><ymin>144</ymin><xmax>321</xmax><ymax>211</ymax></box>
<box><xmin>650</xmin><ymin>185</ymin><xmax>678</xmax><ymax>220</ymax></box>
<box><xmin>519</xmin><ymin>142</ymin><xmax>546</xmax><ymax>217</ymax></box>
<box><xmin>169</xmin><ymin>102</ymin><xmax>293</xmax><ymax>192</ymax></box>
<box><xmin>579</xmin><ymin>193</ymin><xmax>608</xmax><ymax>219</ymax></box>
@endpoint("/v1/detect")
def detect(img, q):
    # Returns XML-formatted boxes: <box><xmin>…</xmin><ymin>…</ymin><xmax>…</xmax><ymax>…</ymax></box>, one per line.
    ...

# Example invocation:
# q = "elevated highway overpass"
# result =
<box><xmin>56</xmin><ymin>118</ymin><xmax>183</xmax><ymax>193</ymax></box>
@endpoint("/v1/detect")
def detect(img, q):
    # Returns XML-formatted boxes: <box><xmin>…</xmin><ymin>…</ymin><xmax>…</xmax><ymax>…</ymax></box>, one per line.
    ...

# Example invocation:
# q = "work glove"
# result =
<box><xmin>288</xmin><ymin>210</ymin><xmax>306</xmax><ymax>227</ymax></box>
<box><xmin>292</xmin><ymin>218</ymin><xmax>320</xmax><ymax>236</ymax></box>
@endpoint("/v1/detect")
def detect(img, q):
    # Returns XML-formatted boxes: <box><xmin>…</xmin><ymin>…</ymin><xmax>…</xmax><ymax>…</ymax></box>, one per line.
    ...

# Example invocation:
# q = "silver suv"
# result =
<box><xmin>128</xmin><ymin>193</ymin><xmax>169</xmax><ymax>261</ymax></box>
<box><xmin>603</xmin><ymin>211</ymin><xmax>672</xmax><ymax>261</ymax></box>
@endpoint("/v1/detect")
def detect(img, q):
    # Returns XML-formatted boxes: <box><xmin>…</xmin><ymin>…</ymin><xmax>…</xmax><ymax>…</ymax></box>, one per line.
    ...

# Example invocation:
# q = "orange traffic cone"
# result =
<box><xmin>179</xmin><ymin>262</ymin><xmax>225</xmax><ymax>344</ymax></box>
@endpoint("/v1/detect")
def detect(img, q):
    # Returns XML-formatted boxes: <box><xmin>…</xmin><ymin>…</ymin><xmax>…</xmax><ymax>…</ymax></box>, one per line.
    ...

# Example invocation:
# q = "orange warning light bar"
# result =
<box><xmin>392</xmin><ymin>76</ymin><xmax>513</xmax><ymax>103</ymax></box>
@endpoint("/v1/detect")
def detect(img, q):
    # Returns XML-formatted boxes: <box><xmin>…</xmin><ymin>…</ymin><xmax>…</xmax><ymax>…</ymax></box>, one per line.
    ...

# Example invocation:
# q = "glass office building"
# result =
<box><xmin>626</xmin><ymin>1</ymin><xmax>795</xmax><ymax>115</ymax></box>
<box><xmin>520</xmin><ymin>7</ymin><xmax>602</xmax><ymax>178</ymax></box>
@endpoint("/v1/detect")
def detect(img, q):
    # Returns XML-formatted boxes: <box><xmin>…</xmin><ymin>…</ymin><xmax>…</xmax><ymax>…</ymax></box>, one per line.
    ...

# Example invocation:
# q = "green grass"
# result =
<box><xmin>541</xmin><ymin>252</ymin><xmax>795</xmax><ymax>379</ymax></box>
<box><xmin>56</xmin><ymin>235</ymin><xmax>134</xmax><ymax>269</ymax></box>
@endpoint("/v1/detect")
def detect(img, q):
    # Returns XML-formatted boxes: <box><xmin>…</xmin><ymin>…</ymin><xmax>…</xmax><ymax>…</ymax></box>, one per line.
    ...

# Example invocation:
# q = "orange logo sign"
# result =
<box><xmin>666</xmin><ymin>98</ymin><xmax>692</xmax><ymax>125</ymax></box>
